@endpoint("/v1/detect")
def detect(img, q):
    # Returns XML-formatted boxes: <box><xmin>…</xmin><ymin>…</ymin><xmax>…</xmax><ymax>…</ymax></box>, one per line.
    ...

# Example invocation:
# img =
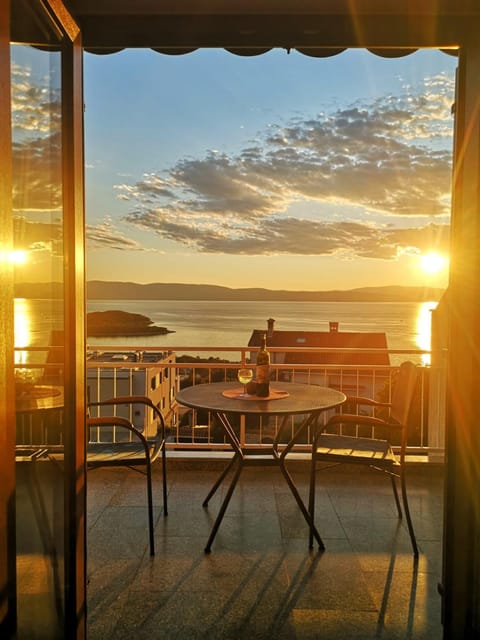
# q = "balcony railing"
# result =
<box><xmin>13</xmin><ymin>344</ymin><xmax>444</xmax><ymax>460</ymax></box>
<box><xmin>82</xmin><ymin>345</ymin><xmax>445</xmax><ymax>462</ymax></box>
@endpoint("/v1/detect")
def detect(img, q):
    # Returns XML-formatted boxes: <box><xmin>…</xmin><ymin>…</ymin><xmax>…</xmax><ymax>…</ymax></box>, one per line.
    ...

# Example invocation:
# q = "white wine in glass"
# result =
<box><xmin>237</xmin><ymin>368</ymin><xmax>253</xmax><ymax>396</ymax></box>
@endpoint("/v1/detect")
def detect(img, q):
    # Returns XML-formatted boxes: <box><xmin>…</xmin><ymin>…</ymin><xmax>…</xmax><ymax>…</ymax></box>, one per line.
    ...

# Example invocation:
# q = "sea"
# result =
<box><xmin>14</xmin><ymin>298</ymin><xmax>438</xmax><ymax>367</ymax></box>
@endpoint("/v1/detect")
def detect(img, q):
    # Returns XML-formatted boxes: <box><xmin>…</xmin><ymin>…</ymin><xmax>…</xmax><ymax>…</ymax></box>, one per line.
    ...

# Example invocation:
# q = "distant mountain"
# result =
<box><xmin>87</xmin><ymin>281</ymin><xmax>445</xmax><ymax>302</ymax></box>
<box><xmin>14</xmin><ymin>280</ymin><xmax>445</xmax><ymax>302</ymax></box>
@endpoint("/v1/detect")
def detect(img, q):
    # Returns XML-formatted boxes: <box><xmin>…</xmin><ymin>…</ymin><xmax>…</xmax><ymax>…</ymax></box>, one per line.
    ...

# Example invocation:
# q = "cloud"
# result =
<box><xmin>11</xmin><ymin>62</ymin><xmax>62</xmax><ymax>212</ymax></box>
<box><xmin>118</xmin><ymin>73</ymin><xmax>454</xmax><ymax>259</ymax></box>
<box><xmin>11</xmin><ymin>63</ymin><xmax>62</xmax><ymax>135</ymax></box>
<box><xmin>86</xmin><ymin>218</ymin><xmax>155</xmax><ymax>251</ymax></box>
<box><xmin>132</xmin><ymin>215</ymin><xmax>449</xmax><ymax>258</ymax></box>
<box><xmin>13</xmin><ymin>217</ymin><xmax>63</xmax><ymax>260</ymax></box>
<box><xmin>12</xmin><ymin>132</ymin><xmax>62</xmax><ymax>211</ymax></box>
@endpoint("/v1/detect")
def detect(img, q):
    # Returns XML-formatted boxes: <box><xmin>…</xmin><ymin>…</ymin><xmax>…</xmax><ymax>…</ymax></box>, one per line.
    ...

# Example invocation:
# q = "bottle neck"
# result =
<box><xmin>257</xmin><ymin>334</ymin><xmax>270</xmax><ymax>365</ymax></box>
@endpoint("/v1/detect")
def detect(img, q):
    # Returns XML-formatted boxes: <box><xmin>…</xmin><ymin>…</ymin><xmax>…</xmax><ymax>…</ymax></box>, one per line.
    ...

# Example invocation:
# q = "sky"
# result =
<box><xmin>12</xmin><ymin>46</ymin><xmax>458</xmax><ymax>291</ymax></box>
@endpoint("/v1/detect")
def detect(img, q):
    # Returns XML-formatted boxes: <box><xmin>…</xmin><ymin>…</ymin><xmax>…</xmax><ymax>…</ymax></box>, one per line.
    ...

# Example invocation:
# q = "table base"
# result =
<box><xmin>202</xmin><ymin>411</ymin><xmax>325</xmax><ymax>553</ymax></box>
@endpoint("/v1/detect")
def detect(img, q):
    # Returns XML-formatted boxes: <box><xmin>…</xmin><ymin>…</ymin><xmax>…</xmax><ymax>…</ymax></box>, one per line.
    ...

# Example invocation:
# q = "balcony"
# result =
<box><xmin>85</xmin><ymin>346</ymin><xmax>445</xmax><ymax>637</ymax></box>
<box><xmin>87</xmin><ymin>458</ymin><xmax>444</xmax><ymax>639</ymax></box>
<box><xmin>13</xmin><ymin>344</ymin><xmax>445</xmax><ymax>637</ymax></box>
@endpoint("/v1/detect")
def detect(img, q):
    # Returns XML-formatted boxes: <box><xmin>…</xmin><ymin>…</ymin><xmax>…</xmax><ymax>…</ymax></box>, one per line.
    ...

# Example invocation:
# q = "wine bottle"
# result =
<box><xmin>256</xmin><ymin>333</ymin><xmax>270</xmax><ymax>397</ymax></box>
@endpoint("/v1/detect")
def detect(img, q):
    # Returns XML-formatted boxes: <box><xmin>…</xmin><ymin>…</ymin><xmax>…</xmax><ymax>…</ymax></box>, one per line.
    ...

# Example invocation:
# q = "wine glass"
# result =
<box><xmin>237</xmin><ymin>368</ymin><xmax>253</xmax><ymax>396</ymax></box>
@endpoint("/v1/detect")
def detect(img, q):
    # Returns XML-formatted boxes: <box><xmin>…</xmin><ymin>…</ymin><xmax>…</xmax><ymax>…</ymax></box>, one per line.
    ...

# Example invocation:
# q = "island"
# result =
<box><xmin>87</xmin><ymin>310</ymin><xmax>174</xmax><ymax>337</ymax></box>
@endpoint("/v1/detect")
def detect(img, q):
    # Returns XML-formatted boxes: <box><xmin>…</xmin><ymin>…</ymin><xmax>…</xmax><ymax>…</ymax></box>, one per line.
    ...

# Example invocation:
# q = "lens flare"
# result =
<box><xmin>420</xmin><ymin>252</ymin><xmax>447</xmax><ymax>275</ymax></box>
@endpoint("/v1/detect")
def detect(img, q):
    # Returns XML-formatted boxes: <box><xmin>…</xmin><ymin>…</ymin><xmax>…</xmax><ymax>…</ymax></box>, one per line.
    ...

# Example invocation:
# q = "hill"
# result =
<box><xmin>14</xmin><ymin>280</ymin><xmax>445</xmax><ymax>302</ymax></box>
<box><xmin>87</xmin><ymin>281</ymin><xmax>445</xmax><ymax>302</ymax></box>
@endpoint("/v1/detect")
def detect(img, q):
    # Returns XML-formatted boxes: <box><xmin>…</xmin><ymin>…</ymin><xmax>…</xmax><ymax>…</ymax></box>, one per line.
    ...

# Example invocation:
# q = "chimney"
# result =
<box><xmin>267</xmin><ymin>318</ymin><xmax>275</xmax><ymax>340</ymax></box>
<box><xmin>329</xmin><ymin>322</ymin><xmax>339</xmax><ymax>333</ymax></box>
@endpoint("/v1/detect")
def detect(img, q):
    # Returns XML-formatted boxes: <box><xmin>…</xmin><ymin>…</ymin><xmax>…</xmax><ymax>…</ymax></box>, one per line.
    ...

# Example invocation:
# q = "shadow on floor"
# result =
<box><xmin>87</xmin><ymin>460</ymin><xmax>444</xmax><ymax>640</ymax></box>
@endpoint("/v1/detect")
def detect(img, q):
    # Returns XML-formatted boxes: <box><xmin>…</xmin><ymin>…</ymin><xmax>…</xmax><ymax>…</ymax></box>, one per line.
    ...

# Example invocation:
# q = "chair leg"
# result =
<box><xmin>145</xmin><ymin>457</ymin><xmax>155</xmax><ymax>556</ymax></box>
<box><xmin>308</xmin><ymin>452</ymin><xmax>317</xmax><ymax>549</ymax></box>
<box><xmin>390</xmin><ymin>474</ymin><xmax>402</xmax><ymax>518</ymax></box>
<box><xmin>162</xmin><ymin>443</ymin><xmax>168</xmax><ymax>516</ymax></box>
<box><xmin>400</xmin><ymin>469</ymin><xmax>419</xmax><ymax>558</ymax></box>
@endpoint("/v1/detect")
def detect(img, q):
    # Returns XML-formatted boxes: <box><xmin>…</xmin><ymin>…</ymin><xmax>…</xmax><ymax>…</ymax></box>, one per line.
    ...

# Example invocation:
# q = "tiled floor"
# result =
<box><xmin>87</xmin><ymin>458</ymin><xmax>444</xmax><ymax>639</ymax></box>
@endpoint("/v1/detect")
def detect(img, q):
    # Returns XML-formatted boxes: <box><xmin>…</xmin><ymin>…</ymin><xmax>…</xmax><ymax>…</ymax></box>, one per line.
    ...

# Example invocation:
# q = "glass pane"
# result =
<box><xmin>11</xmin><ymin>35</ymin><xmax>65</xmax><ymax>639</ymax></box>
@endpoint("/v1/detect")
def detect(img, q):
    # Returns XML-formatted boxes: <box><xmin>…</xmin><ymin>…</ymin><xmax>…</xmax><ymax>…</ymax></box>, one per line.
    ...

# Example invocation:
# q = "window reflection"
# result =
<box><xmin>416</xmin><ymin>301</ymin><xmax>437</xmax><ymax>366</ymax></box>
<box><xmin>14</xmin><ymin>297</ymin><xmax>31</xmax><ymax>368</ymax></box>
<box><xmin>11</xmin><ymin>40</ymin><xmax>65</xmax><ymax>640</ymax></box>
<box><xmin>12</xmin><ymin>45</ymin><xmax>64</xmax><ymax>374</ymax></box>
<box><xmin>11</xmin><ymin>49</ymin><xmax>63</xmax><ymax>286</ymax></box>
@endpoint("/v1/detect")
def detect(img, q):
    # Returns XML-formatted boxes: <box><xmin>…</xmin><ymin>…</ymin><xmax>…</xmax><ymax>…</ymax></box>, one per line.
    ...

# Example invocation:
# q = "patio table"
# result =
<box><xmin>175</xmin><ymin>381</ymin><xmax>346</xmax><ymax>552</ymax></box>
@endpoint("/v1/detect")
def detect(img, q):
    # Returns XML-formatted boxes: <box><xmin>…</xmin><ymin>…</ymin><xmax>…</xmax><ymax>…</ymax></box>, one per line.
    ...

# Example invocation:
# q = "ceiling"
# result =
<box><xmin>61</xmin><ymin>0</ymin><xmax>479</xmax><ymax>53</ymax></box>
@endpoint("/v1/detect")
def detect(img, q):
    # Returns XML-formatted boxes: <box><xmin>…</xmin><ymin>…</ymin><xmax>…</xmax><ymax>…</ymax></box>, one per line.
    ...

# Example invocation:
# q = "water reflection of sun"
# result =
<box><xmin>14</xmin><ymin>298</ymin><xmax>31</xmax><ymax>366</ymax></box>
<box><xmin>416</xmin><ymin>301</ymin><xmax>437</xmax><ymax>365</ymax></box>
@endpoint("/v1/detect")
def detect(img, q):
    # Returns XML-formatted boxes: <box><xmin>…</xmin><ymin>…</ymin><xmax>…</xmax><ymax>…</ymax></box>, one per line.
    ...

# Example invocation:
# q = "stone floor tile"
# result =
<box><xmin>87</xmin><ymin>461</ymin><xmax>444</xmax><ymax>639</ymax></box>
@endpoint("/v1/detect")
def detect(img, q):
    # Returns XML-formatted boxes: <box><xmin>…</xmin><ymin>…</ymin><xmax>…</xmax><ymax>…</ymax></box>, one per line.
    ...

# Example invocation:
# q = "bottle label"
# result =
<box><xmin>256</xmin><ymin>364</ymin><xmax>270</xmax><ymax>385</ymax></box>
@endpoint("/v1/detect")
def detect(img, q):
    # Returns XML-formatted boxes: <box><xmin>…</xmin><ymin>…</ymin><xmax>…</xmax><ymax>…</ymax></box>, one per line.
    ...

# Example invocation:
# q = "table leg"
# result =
<box><xmin>203</xmin><ymin>412</ymin><xmax>246</xmax><ymax>552</ymax></box>
<box><xmin>278</xmin><ymin>457</ymin><xmax>325</xmax><ymax>550</ymax></box>
<box><xmin>202</xmin><ymin>408</ymin><xmax>326</xmax><ymax>552</ymax></box>
<box><xmin>202</xmin><ymin>412</ymin><xmax>241</xmax><ymax>506</ymax></box>
<box><xmin>204</xmin><ymin>454</ymin><xmax>243</xmax><ymax>553</ymax></box>
<box><xmin>277</xmin><ymin>413</ymin><xmax>325</xmax><ymax>550</ymax></box>
<box><xmin>202</xmin><ymin>454</ymin><xmax>237</xmax><ymax>507</ymax></box>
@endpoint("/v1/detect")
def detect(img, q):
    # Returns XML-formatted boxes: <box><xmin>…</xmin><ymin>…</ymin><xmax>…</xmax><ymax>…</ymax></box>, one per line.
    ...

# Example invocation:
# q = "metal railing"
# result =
<box><xmin>14</xmin><ymin>344</ymin><xmax>443</xmax><ymax>459</ymax></box>
<box><xmin>84</xmin><ymin>345</ymin><xmax>442</xmax><ymax>460</ymax></box>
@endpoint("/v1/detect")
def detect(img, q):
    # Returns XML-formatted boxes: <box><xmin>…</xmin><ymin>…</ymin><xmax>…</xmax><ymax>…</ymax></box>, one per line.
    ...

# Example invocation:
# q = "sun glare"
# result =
<box><xmin>1</xmin><ymin>249</ymin><xmax>28</xmax><ymax>264</ymax></box>
<box><xmin>419</xmin><ymin>252</ymin><xmax>447</xmax><ymax>275</ymax></box>
<box><xmin>11</xmin><ymin>249</ymin><xmax>28</xmax><ymax>264</ymax></box>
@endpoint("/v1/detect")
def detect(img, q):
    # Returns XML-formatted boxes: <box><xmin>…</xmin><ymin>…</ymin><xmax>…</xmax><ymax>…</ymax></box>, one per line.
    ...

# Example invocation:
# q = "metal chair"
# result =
<box><xmin>308</xmin><ymin>361</ymin><xmax>419</xmax><ymax>557</ymax></box>
<box><xmin>87</xmin><ymin>395</ymin><xmax>168</xmax><ymax>556</ymax></box>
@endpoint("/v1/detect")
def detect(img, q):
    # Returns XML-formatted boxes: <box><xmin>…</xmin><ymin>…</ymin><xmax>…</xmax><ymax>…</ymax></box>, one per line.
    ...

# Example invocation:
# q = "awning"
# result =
<box><xmin>59</xmin><ymin>1</ymin><xmax>475</xmax><ymax>53</ymax></box>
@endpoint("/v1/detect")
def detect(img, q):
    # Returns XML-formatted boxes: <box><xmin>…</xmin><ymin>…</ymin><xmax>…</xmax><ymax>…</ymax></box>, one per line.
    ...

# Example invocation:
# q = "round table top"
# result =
<box><xmin>15</xmin><ymin>384</ymin><xmax>64</xmax><ymax>413</ymax></box>
<box><xmin>175</xmin><ymin>381</ymin><xmax>346</xmax><ymax>416</ymax></box>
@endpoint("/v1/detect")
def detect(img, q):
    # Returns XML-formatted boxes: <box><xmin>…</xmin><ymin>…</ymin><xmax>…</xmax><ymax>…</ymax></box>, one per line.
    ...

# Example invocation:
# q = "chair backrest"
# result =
<box><xmin>390</xmin><ymin>361</ymin><xmax>418</xmax><ymax>427</ymax></box>
<box><xmin>87</xmin><ymin>395</ymin><xmax>165</xmax><ymax>439</ymax></box>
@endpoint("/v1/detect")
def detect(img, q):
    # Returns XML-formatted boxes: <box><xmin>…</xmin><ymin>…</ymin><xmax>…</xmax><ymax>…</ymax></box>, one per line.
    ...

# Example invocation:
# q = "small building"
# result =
<box><xmin>86</xmin><ymin>350</ymin><xmax>176</xmax><ymax>436</ymax></box>
<box><xmin>248</xmin><ymin>319</ymin><xmax>390</xmax><ymax>395</ymax></box>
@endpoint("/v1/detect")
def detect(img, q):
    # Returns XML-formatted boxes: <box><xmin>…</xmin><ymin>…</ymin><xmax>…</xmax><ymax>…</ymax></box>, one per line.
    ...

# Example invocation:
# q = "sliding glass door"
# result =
<box><xmin>2</xmin><ymin>1</ymin><xmax>86</xmax><ymax>638</ymax></box>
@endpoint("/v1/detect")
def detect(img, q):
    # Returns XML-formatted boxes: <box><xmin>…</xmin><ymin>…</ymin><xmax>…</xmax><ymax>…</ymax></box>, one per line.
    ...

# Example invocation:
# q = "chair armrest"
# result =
<box><xmin>88</xmin><ymin>415</ymin><xmax>147</xmax><ymax>441</ymax></box>
<box><xmin>327</xmin><ymin>414</ymin><xmax>390</xmax><ymax>429</ymax></box>
<box><xmin>87</xmin><ymin>414</ymin><xmax>150</xmax><ymax>451</ymax></box>
<box><xmin>86</xmin><ymin>415</ymin><xmax>166</xmax><ymax>467</ymax></box>
<box><xmin>88</xmin><ymin>395</ymin><xmax>154</xmax><ymax>411</ymax></box>
<box><xmin>319</xmin><ymin>413</ymin><xmax>403</xmax><ymax>447</ymax></box>
<box><xmin>95</xmin><ymin>394</ymin><xmax>151</xmax><ymax>406</ymax></box>
<box><xmin>344</xmin><ymin>396</ymin><xmax>391</xmax><ymax>408</ymax></box>
<box><xmin>88</xmin><ymin>395</ymin><xmax>167</xmax><ymax>441</ymax></box>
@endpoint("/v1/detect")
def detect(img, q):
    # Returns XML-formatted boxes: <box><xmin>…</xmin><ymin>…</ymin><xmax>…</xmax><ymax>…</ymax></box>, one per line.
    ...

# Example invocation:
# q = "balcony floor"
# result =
<box><xmin>87</xmin><ymin>458</ymin><xmax>444</xmax><ymax>640</ymax></box>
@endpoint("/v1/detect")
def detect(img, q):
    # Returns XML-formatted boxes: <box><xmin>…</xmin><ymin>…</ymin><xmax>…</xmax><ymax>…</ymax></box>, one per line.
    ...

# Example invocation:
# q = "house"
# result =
<box><xmin>248</xmin><ymin>318</ymin><xmax>390</xmax><ymax>366</ymax></box>
<box><xmin>248</xmin><ymin>318</ymin><xmax>390</xmax><ymax>394</ymax></box>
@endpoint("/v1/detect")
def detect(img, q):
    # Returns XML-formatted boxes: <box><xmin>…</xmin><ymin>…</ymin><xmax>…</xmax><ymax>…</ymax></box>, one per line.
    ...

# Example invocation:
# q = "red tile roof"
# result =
<box><xmin>248</xmin><ymin>323</ymin><xmax>390</xmax><ymax>365</ymax></box>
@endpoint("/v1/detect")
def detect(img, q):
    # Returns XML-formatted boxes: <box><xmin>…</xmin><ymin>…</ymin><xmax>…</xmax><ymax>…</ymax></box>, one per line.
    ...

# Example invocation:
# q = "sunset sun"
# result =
<box><xmin>419</xmin><ymin>252</ymin><xmax>448</xmax><ymax>275</ymax></box>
